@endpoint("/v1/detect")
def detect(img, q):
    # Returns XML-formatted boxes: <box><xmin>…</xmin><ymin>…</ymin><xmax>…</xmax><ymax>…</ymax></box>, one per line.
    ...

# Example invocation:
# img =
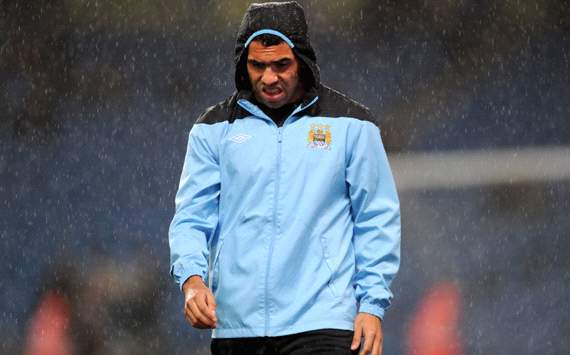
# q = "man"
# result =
<box><xmin>169</xmin><ymin>2</ymin><xmax>401</xmax><ymax>354</ymax></box>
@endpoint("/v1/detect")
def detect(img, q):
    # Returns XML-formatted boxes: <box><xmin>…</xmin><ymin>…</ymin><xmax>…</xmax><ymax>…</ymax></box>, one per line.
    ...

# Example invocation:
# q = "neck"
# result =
<box><xmin>253</xmin><ymin>99</ymin><xmax>298</xmax><ymax>127</ymax></box>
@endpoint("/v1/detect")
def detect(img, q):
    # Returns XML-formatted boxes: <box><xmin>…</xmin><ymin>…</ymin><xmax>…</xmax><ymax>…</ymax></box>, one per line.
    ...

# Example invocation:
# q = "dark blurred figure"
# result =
<box><xmin>23</xmin><ymin>250</ymin><xmax>168</xmax><ymax>355</ymax></box>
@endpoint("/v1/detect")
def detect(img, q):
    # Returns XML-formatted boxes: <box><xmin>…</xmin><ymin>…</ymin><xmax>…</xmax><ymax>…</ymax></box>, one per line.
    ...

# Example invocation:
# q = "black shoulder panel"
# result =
<box><xmin>312</xmin><ymin>85</ymin><xmax>378</xmax><ymax>126</ymax></box>
<box><xmin>195</xmin><ymin>92</ymin><xmax>247</xmax><ymax>125</ymax></box>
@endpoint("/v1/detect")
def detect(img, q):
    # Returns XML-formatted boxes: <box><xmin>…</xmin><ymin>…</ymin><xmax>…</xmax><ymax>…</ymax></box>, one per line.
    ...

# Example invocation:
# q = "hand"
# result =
<box><xmin>182</xmin><ymin>275</ymin><xmax>217</xmax><ymax>329</ymax></box>
<box><xmin>351</xmin><ymin>312</ymin><xmax>383</xmax><ymax>355</ymax></box>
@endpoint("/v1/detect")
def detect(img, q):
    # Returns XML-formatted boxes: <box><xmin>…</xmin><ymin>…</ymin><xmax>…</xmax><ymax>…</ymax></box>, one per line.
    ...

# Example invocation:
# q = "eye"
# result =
<box><xmin>249</xmin><ymin>60</ymin><xmax>265</xmax><ymax>70</ymax></box>
<box><xmin>273</xmin><ymin>60</ymin><xmax>291</xmax><ymax>71</ymax></box>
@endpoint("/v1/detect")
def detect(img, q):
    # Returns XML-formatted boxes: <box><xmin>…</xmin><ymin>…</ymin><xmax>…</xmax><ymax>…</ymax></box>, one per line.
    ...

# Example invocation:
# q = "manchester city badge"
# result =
<box><xmin>307</xmin><ymin>123</ymin><xmax>331</xmax><ymax>150</ymax></box>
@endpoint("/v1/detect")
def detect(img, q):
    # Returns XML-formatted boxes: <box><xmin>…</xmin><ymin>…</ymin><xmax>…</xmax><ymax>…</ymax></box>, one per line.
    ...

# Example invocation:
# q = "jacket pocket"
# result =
<box><xmin>318</xmin><ymin>235</ymin><xmax>339</xmax><ymax>298</ymax></box>
<box><xmin>209</xmin><ymin>238</ymin><xmax>225</xmax><ymax>292</ymax></box>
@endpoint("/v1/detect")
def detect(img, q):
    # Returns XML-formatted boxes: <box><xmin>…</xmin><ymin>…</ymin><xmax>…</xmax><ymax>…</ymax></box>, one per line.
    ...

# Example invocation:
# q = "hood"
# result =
<box><xmin>234</xmin><ymin>1</ymin><xmax>320</xmax><ymax>93</ymax></box>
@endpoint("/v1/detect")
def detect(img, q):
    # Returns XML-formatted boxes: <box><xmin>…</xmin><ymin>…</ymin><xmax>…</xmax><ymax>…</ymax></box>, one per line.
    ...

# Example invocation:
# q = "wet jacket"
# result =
<box><xmin>169</xmin><ymin>1</ymin><xmax>400</xmax><ymax>338</ymax></box>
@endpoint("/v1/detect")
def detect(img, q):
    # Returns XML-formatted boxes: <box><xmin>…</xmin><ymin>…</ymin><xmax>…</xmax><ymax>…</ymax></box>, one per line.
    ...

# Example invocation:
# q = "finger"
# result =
<box><xmin>185</xmin><ymin>311</ymin><xmax>208</xmax><ymax>329</ymax></box>
<box><xmin>184</xmin><ymin>305</ymin><xmax>198</xmax><ymax>326</ymax></box>
<box><xmin>188</xmin><ymin>299</ymin><xmax>215</xmax><ymax>328</ymax></box>
<box><xmin>185</xmin><ymin>306</ymin><xmax>209</xmax><ymax>329</ymax></box>
<box><xmin>359</xmin><ymin>330</ymin><xmax>375</xmax><ymax>355</ymax></box>
<box><xmin>377</xmin><ymin>321</ymin><xmax>384</xmax><ymax>355</ymax></box>
<box><xmin>205</xmin><ymin>288</ymin><xmax>217</xmax><ymax>308</ymax></box>
<box><xmin>189</xmin><ymin>300</ymin><xmax>215</xmax><ymax>328</ymax></box>
<box><xmin>351</xmin><ymin>323</ymin><xmax>362</xmax><ymax>350</ymax></box>
<box><xmin>195</xmin><ymin>292</ymin><xmax>217</xmax><ymax>323</ymax></box>
<box><xmin>371</xmin><ymin>331</ymin><xmax>382</xmax><ymax>355</ymax></box>
<box><xmin>205</xmin><ymin>290</ymin><xmax>217</xmax><ymax>315</ymax></box>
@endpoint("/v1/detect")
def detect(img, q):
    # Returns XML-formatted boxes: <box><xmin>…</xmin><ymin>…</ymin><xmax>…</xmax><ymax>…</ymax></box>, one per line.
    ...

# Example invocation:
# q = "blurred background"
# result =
<box><xmin>1</xmin><ymin>0</ymin><xmax>568</xmax><ymax>354</ymax></box>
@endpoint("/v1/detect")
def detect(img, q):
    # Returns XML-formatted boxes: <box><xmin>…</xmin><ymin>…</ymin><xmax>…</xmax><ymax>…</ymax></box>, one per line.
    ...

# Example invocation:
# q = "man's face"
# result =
<box><xmin>247</xmin><ymin>40</ymin><xmax>304</xmax><ymax>109</ymax></box>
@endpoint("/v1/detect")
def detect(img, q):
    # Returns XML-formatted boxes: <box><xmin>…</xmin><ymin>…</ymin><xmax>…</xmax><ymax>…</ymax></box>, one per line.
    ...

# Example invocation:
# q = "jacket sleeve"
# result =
<box><xmin>169</xmin><ymin>123</ymin><xmax>221</xmax><ymax>291</ymax></box>
<box><xmin>346</xmin><ymin>120</ymin><xmax>401</xmax><ymax>320</ymax></box>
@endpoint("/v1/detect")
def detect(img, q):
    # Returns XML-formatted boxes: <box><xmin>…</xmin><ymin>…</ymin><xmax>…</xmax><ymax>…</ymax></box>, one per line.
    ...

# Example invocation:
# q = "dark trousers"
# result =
<box><xmin>211</xmin><ymin>329</ymin><xmax>359</xmax><ymax>355</ymax></box>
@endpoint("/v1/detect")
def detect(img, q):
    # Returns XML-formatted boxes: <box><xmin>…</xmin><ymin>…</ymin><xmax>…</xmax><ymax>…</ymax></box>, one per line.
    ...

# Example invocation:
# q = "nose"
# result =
<box><xmin>261</xmin><ymin>67</ymin><xmax>278</xmax><ymax>86</ymax></box>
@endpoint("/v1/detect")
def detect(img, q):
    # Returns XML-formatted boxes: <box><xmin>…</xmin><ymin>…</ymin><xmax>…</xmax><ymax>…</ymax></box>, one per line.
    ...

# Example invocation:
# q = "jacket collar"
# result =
<box><xmin>235</xmin><ymin>86</ymin><xmax>320</xmax><ymax>123</ymax></box>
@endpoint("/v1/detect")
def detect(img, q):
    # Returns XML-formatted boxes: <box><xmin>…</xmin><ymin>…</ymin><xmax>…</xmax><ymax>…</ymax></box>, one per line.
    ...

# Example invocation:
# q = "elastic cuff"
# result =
<box><xmin>171</xmin><ymin>262</ymin><xmax>207</xmax><ymax>291</ymax></box>
<box><xmin>358</xmin><ymin>303</ymin><xmax>386</xmax><ymax>320</ymax></box>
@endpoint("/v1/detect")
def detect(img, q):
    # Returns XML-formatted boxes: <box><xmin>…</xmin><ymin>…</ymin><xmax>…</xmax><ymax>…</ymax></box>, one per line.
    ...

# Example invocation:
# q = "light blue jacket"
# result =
<box><xmin>169</xmin><ymin>87</ymin><xmax>401</xmax><ymax>338</ymax></box>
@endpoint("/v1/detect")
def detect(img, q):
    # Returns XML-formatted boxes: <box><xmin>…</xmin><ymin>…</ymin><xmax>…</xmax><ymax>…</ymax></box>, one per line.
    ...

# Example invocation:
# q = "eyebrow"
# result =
<box><xmin>247</xmin><ymin>58</ymin><xmax>292</xmax><ymax>65</ymax></box>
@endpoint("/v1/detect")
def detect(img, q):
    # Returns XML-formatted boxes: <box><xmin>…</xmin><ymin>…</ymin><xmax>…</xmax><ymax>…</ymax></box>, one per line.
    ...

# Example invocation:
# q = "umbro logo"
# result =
<box><xmin>229</xmin><ymin>133</ymin><xmax>252</xmax><ymax>144</ymax></box>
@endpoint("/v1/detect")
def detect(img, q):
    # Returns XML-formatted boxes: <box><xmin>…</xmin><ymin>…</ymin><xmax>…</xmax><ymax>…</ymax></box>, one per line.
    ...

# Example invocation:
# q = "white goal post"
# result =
<box><xmin>389</xmin><ymin>146</ymin><xmax>570</xmax><ymax>191</ymax></box>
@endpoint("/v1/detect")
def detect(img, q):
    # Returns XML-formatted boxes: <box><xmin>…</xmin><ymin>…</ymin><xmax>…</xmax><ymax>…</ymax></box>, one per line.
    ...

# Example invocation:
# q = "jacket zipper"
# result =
<box><xmin>235</xmin><ymin>97</ymin><xmax>320</xmax><ymax>335</ymax></box>
<box><xmin>265</xmin><ymin>125</ymin><xmax>282</xmax><ymax>335</ymax></box>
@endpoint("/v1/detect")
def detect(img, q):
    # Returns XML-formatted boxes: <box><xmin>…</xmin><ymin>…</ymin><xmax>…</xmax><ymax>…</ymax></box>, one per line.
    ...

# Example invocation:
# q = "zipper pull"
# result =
<box><xmin>277</xmin><ymin>128</ymin><xmax>282</xmax><ymax>143</ymax></box>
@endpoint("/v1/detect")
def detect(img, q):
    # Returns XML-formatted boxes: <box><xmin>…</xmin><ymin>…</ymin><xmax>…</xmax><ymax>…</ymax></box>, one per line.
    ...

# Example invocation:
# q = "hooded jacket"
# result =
<box><xmin>169</xmin><ymin>1</ymin><xmax>401</xmax><ymax>338</ymax></box>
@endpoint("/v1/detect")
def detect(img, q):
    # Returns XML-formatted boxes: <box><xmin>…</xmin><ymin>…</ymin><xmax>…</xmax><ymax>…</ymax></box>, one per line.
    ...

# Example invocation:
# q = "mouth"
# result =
<box><xmin>261</xmin><ymin>87</ymin><xmax>284</xmax><ymax>101</ymax></box>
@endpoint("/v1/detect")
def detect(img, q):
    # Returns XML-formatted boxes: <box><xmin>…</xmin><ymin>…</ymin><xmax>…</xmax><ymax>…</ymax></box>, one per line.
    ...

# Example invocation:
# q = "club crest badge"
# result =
<box><xmin>307</xmin><ymin>123</ymin><xmax>331</xmax><ymax>150</ymax></box>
